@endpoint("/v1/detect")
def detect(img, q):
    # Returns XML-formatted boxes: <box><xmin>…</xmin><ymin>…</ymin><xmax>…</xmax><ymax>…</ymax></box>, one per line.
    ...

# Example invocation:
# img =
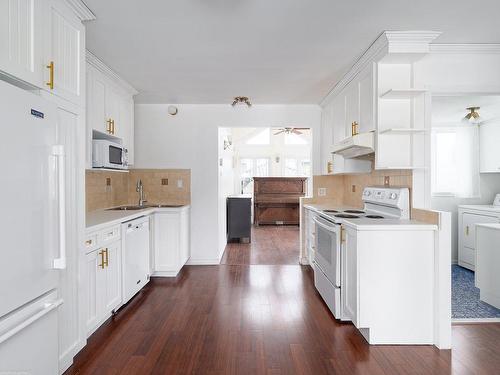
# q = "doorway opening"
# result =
<box><xmin>430</xmin><ymin>94</ymin><xmax>500</xmax><ymax>322</ymax></box>
<box><xmin>218</xmin><ymin>127</ymin><xmax>312</xmax><ymax>265</ymax></box>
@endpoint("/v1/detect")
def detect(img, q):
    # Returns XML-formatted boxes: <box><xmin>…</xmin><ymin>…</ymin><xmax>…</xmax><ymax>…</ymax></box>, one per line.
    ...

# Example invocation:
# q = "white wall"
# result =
<box><xmin>134</xmin><ymin>104</ymin><xmax>321</xmax><ymax>264</ymax></box>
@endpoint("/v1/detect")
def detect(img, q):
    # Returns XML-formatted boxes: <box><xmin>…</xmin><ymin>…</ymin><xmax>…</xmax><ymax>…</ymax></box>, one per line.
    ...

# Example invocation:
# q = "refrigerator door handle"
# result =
<box><xmin>0</xmin><ymin>298</ymin><xmax>63</xmax><ymax>345</ymax></box>
<box><xmin>52</xmin><ymin>145</ymin><xmax>66</xmax><ymax>269</ymax></box>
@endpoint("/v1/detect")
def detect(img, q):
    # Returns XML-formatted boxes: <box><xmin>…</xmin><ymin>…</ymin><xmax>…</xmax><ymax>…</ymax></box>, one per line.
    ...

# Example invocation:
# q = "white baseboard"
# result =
<box><xmin>152</xmin><ymin>270</ymin><xmax>181</xmax><ymax>277</ymax></box>
<box><xmin>186</xmin><ymin>258</ymin><xmax>221</xmax><ymax>265</ymax></box>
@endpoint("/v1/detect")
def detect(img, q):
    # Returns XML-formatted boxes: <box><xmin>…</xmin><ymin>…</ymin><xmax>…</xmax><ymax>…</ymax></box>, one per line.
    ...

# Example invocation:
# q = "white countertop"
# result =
<box><xmin>304</xmin><ymin>204</ymin><xmax>437</xmax><ymax>231</ymax></box>
<box><xmin>459</xmin><ymin>204</ymin><xmax>500</xmax><ymax>213</ymax></box>
<box><xmin>86</xmin><ymin>205</ymin><xmax>190</xmax><ymax>232</ymax></box>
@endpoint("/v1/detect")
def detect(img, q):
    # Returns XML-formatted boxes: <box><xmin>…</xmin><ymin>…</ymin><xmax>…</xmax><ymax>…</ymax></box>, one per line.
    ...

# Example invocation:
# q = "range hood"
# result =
<box><xmin>331</xmin><ymin>131</ymin><xmax>375</xmax><ymax>158</ymax></box>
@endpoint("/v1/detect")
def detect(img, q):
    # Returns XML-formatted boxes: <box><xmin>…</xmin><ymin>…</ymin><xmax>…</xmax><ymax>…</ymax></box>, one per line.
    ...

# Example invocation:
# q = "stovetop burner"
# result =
<box><xmin>365</xmin><ymin>215</ymin><xmax>384</xmax><ymax>219</ymax></box>
<box><xmin>344</xmin><ymin>210</ymin><xmax>365</xmax><ymax>214</ymax></box>
<box><xmin>323</xmin><ymin>209</ymin><xmax>339</xmax><ymax>213</ymax></box>
<box><xmin>334</xmin><ymin>214</ymin><xmax>361</xmax><ymax>219</ymax></box>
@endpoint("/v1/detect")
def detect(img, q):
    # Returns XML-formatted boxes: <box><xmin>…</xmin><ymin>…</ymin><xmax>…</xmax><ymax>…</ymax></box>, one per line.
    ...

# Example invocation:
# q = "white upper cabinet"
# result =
<box><xmin>43</xmin><ymin>0</ymin><xmax>84</xmax><ymax>105</ymax></box>
<box><xmin>480</xmin><ymin>121</ymin><xmax>500</xmax><ymax>173</ymax></box>
<box><xmin>0</xmin><ymin>0</ymin><xmax>44</xmax><ymax>87</ymax></box>
<box><xmin>86</xmin><ymin>52</ymin><xmax>137</xmax><ymax>168</ymax></box>
<box><xmin>358</xmin><ymin>64</ymin><xmax>375</xmax><ymax>134</ymax></box>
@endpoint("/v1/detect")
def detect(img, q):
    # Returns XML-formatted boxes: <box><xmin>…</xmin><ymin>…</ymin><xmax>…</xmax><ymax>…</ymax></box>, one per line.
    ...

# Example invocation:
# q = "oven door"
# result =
<box><xmin>313</xmin><ymin>216</ymin><xmax>341</xmax><ymax>287</ymax></box>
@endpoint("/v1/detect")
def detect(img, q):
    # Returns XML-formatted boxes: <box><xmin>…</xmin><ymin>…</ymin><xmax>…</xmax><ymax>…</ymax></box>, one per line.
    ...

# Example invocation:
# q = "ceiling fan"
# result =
<box><xmin>273</xmin><ymin>127</ymin><xmax>309</xmax><ymax>136</ymax></box>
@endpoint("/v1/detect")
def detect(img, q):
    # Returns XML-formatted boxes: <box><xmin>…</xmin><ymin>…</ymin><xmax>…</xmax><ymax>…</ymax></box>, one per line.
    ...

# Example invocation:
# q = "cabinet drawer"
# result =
<box><xmin>99</xmin><ymin>225</ymin><xmax>121</xmax><ymax>244</ymax></box>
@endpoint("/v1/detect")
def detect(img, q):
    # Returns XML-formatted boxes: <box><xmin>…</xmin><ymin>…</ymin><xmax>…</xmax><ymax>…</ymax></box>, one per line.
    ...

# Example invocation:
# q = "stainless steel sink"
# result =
<box><xmin>107</xmin><ymin>205</ymin><xmax>149</xmax><ymax>211</ymax></box>
<box><xmin>148</xmin><ymin>204</ymin><xmax>185</xmax><ymax>208</ymax></box>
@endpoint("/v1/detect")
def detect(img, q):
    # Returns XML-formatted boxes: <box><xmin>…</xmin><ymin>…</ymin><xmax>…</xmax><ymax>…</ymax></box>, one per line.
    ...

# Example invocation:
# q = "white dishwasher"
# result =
<box><xmin>122</xmin><ymin>216</ymin><xmax>151</xmax><ymax>304</ymax></box>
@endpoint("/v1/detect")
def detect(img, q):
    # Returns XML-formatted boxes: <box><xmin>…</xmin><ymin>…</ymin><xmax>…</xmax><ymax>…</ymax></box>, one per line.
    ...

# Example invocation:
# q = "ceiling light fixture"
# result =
<box><xmin>231</xmin><ymin>96</ymin><xmax>252</xmax><ymax>107</ymax></box>
<box><xmin>463</xmin><ymin>106</ymin><xmax>481</xmax><ymax>123</ymax></box>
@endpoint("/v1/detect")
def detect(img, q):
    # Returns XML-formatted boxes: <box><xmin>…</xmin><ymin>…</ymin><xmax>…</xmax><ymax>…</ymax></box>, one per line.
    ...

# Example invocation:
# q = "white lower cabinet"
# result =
<box><xmin>153</xmin><ymin>207</ymin><xmax>190</xmax><ymax>277</ymax></box>
<box><xmin>85</xmin><ymin>238</ymin><xmax>122</xmax><ymax>337</ymax></box>
<box><xmin>342</xmin><ymin>226</ymin><xmax>358</xmax><ymax>327</ymax></box>
<box><xmin>340</xmin><ymin>224</ymin><xmax>435</xmax><ymax>344</ymax></box>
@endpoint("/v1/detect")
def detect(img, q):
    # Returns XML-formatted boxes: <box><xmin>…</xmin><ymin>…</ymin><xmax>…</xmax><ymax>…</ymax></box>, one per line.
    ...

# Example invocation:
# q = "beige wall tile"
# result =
<box><xmin>86</xmin><ymin>169</ymin><xmax>191</xmax><ymax>212</ymax></box>
<box><xmin>311</xmin><ymin>167</ymin><xmax>413</xmax><ymax>209</ymax></box>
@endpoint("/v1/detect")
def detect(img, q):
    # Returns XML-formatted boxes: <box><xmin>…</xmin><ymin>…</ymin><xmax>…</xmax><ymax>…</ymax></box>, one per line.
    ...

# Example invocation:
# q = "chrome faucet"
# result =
<box><xmin>136</xmin><ymin>179</ymin><xmax>147</xmax><ymax>207</ymax></box>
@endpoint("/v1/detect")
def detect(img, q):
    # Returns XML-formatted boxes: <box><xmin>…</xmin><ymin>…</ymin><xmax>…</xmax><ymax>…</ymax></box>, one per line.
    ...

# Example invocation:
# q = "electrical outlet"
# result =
<box><xmin>318</xmin><ymin>188</ymin><xmax>327</xmax><ymax>197</ymax></box>
<box><xmin>384</xmin><ymin>176</ymin><xmax>390</xmax><ymax>186</ymax></box>
<box><xmin>351</xmin><ymin>185</ymin><xmax>356</xmax><ymax>193</ymax></box>
<box><xmin>161</xmin><ymin>178</ymin><xmax>168</xmax><ymax>185</ymax></box>
<box><xmin>177</xmin><ymin>179</ymin><xmax>183</xmax><ymax>189</ymax></box>
<box><xmin>105</xmin><ymin>177</ymin><xmax>112</xmax><ymax>193</ymax></box>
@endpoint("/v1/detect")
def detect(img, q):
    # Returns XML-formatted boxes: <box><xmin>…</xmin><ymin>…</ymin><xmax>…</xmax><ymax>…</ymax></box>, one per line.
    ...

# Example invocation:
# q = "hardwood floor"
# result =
<box><xmin>66</xmin><ymin>264</ymin><xmax>500</xmax><ymax>375</ymax></box>
<box><xmin>221</xmin><ymin>225</ymin><xmax>300</xmax><ymax>265</ymax></box>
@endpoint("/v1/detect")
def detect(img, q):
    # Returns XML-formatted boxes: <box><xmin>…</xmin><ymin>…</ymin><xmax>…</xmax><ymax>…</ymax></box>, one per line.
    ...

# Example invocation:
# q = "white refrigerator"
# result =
<box><xmin>0</xmin><ymin>80</ymin><xmax>65</xmax><ymax>374</ymax></box>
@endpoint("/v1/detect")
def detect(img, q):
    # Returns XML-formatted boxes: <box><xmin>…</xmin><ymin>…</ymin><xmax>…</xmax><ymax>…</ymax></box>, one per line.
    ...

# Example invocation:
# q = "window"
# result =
<box><xmin>239</xmin><ymin>158</ymin><xmax>270</xmax><ymax>194</ymax></box>
<box><xmin>284</xmin><ymin>158</ymin><xmax>310</xmax><ymax>177</ymax></box>
<box><xmin>431</xmin><ymin>126</ymin><xmax>479</xmax><ymax>197</ymax></box>
<box><xmin>284</xmin><ymin>132</ymin><xmax>308</xmax><ymax>145</ymax></box>
<box><xmin>246</xmin><ymin>128</ymin><xmax>270</xmax><ymax>145</ymax></box>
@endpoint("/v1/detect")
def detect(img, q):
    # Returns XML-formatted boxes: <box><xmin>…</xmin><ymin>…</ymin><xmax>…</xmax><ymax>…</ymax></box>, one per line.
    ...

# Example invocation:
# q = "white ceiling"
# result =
<box><xmin>84</xmin><ymin>0</ymin><xmax>500</xmax><ymax>104</ymax></box>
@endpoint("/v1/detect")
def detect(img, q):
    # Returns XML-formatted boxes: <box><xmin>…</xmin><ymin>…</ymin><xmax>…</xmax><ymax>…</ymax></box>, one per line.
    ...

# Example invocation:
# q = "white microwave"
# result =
<box><xmin>92</xmin><ymin>139</ymin><xmax>128</xmax><ymax>170</ymax></box>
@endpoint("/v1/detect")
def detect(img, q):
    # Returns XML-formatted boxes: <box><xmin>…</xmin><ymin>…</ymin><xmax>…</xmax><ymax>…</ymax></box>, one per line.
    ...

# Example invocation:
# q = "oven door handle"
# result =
<box><xmin>313</xmin><ymin>216</ymin><xmax>338</xmax><ymax>232</ymax></box>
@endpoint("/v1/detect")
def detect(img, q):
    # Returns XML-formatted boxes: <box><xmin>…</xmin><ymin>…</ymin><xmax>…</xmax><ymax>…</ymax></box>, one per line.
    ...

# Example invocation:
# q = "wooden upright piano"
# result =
<box><xmin>253</xmin><ymin>177</ymin><xmax>307</xmax><ymax>226</ymax></box>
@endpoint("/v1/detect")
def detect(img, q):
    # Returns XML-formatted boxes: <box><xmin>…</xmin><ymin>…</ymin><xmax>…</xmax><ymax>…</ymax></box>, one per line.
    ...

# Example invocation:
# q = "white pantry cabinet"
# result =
<box><xmin>85</xmin><ymin>238</ymin><xmax>122</xmax><ymax>337</ymax></box>
<box><xmin>480</xmin><ymin>121</ymin><xmax>500</xmax><ymax>173</ymax></box>
<box><xmin>0</xmin><ymin>0</ymin><xmax>44</xmax><ymax>87</ymax></box>
<box><xmin>86</xmin><ymin>53</ymin><xmax>137</xmax><ymax>168</ymax></box>
<box><xmin>152</xmin><ymin>207</ymin><xmax>190</xmax><ymax>277</ymax></box>
<box><xmin>458</xmin><ymin>207</ymin><xmax>500</xmax><ymax>271</ymax></box>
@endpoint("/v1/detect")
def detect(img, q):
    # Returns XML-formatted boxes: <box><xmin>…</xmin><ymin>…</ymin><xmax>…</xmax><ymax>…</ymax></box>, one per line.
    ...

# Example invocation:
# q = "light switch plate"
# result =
<box><xmin>384</xmin><ymin>176</ymin><xmax>390</xmax><ymax>186</ymax></box>
<box><xmin>318</xmin><ymin>188</ymin><xmax>327</xmax><ymax>196</ymax></box>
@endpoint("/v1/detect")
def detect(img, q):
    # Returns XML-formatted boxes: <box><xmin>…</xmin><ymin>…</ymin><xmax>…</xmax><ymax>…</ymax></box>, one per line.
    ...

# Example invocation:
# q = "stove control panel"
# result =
<box><xmin>362</xmin><ymin>187</ymin><xmax>410</xmax><ymax>219</ymax></box>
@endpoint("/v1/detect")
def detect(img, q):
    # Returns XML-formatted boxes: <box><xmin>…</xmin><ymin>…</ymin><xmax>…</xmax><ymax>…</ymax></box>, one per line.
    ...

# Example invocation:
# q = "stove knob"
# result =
<box><xmin>390</xmin><ymin>193</ymin><xmax>398</xmax><ymax>200</ymax></box>
<box><xmin>363</xmin><ymin>190</ymin><xmax>371</xmax><ymax>197</ymax></box>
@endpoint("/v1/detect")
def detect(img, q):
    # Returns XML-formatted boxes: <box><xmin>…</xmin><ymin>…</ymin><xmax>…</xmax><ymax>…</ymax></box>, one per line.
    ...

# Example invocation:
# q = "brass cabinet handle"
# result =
<box><xmin>104</xmin><ymin>248</ymin><xmax>109</xmax><ymax>267</ymax></box>
<box><xmin>85</xmin><ymin>239</ymin><xmax>93</xmax><ymax>246</ymax></box>
<box><xmin>111</xmin><ymin>119</ymin><xmax>115</xmax><ymax>135</ymax></box>
<box><xmin>106</xmin><ymin>119</ymin><xmax>113</xmax><ymax>134</ymax></box>
<box><xmin>46</xmin><ymin>61</ymin><xmax>54</xmax><ymax>90</ymax></box>
<box><xmin>341</xmin><ymin>227</ymin><xmax>346</xmax><ymax>243</ymax></box>
<box><xmin>465</xmin><ymin>226</ymin><xmax>469</xmax><ymax>236</ymax></box>
<box><xmin>351</xmin><ymin>121</ymin><xmax>359</xmax><ymax>136</ymax></box>
<box><xmin>98</xmin><ymin>249</ymin><xmax>105</xmax><ymax>269</ymax></box>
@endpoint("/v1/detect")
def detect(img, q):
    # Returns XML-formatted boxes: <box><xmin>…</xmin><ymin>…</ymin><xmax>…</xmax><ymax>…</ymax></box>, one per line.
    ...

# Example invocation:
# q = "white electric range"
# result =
<box><xmin>312</xmin><ymin>187</ymin><xmax>410</xmax><ymax>320</ymax></box>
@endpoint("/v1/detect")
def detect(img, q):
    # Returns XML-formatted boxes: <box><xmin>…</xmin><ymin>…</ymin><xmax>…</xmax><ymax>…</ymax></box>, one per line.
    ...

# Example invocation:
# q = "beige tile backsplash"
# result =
<box><xmin>86</xmin><ymin>169</ymin><xmax>191</xmax><ymax>212</ymax></box>
<box><xmin>312</xmin><ymin>168</ymin><xmax>413</xmax><ymax>208</ymax></box>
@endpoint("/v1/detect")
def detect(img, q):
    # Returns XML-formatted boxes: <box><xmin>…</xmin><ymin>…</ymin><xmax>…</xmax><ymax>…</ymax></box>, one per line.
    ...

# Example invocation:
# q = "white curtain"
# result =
<box><xmin>431</xmin><ymin>124</ymin><xmax>480</xmax><ymax>198</ymax></box>
<box><xmin>454</xmin><ymin>125</ymin><xmax>480</xmax><ymax>198</ymax></box>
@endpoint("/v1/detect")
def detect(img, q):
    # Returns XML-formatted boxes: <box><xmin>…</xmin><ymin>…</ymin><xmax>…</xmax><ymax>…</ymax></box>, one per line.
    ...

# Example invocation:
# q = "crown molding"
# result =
<box><xmin>86</xmin><ymin>50</ymin><xmax>138</xmax><ymax>96</ymax></box>
<box><xmin>430</xmin><ymin>44</ymin><xmax>500</xmax><ymax>54</ymax></box>
<box><xmin>65</xmin><ymin>0</ymin><xmax>96</xmax><ymax>22</ymax></box>
<box><xmin>320</xmin><ymin>31</ymin><xmax>441</xmax><ymax>107</ymax></box>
